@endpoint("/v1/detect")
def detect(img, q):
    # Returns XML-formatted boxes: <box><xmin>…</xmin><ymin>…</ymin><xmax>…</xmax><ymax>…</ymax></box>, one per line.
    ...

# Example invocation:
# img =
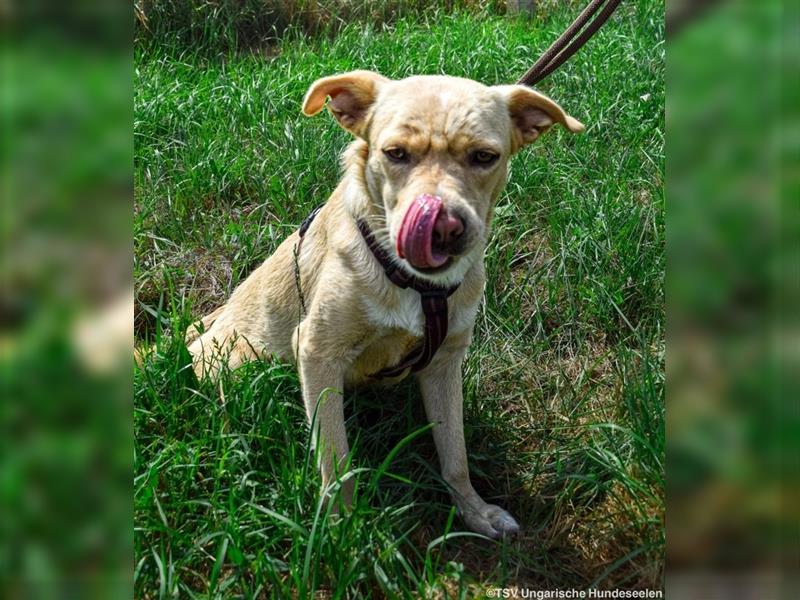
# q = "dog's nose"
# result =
<box><xmin>433</xmin><ymin>210</ymin><xmax>465</xmax><ymax>247</ymax></box>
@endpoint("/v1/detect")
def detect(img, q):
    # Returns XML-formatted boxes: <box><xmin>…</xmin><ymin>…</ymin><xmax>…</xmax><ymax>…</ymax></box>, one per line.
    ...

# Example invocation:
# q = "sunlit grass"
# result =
<box><xmin>135</xmin><ymin>1</ymin><xmax>664</xmax><ymax>595</ymax></box>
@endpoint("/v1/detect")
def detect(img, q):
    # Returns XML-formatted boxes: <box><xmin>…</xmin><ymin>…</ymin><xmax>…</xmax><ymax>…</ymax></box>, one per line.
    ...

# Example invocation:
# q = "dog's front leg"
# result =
<box><xmin>297</xmin><ymin>330</ymin><xmax>353</xmax><ymax>509</ymax></box>
<box><xmin>418</xmin><ymin>344</ymin><xmax>520</xmax><ymax>539</ymax></box>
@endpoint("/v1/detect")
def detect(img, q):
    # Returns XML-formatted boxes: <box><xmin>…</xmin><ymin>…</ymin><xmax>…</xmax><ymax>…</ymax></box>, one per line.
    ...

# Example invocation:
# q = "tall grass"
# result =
<box><xmin>135</xmin><ymin>0</ymin><xmax>505</xmax><ymax>55</ymax></box>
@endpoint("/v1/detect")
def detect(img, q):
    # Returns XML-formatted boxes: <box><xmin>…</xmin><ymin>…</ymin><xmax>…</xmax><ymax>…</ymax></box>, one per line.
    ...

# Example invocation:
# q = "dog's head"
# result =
<box><xmin>302</xmin><ymin>71</ymin><xmax>584</xmax><ymax>282</ymax></box>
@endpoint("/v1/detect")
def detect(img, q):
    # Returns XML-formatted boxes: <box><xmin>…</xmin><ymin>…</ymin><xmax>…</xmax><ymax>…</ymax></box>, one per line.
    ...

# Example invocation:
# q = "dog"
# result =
<box><xmin>186</xmin><ymin>71</ymin><xmax>584</xmax><ymax>538</ymax></box>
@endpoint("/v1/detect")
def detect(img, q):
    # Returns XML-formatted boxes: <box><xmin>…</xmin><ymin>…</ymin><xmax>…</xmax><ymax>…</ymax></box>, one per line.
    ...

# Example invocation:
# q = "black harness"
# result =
<box><xmin>296</xmin><ymin>206</ymin><xmax>459</xmax><ymax>378</ymax></box>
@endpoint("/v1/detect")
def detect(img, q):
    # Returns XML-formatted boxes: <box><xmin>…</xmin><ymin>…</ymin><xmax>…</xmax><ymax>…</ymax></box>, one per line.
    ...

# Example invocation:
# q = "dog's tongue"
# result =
<box><xmin>397</xmin><ymin>194</ymin><xmax>449</xmax><ymax>269</ymax></box>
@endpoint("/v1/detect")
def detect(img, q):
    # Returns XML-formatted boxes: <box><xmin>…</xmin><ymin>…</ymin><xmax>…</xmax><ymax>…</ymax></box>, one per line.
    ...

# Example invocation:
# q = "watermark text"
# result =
<box><xmin>485</xmin><ymin>589</ymin><xmax>663</xmax><ymax>599</ymax></box>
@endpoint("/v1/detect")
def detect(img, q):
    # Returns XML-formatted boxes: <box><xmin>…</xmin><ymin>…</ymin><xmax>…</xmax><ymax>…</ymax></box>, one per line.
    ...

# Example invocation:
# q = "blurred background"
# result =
<box><xmin>666</xmin><ymin>0</ymin><xmax>798</xmax><ymax>597</ymax></box>
<box><xmin>0</xmin><ymin>0</ymin><xmax>796</xmax><ymax>598</ymax></box>
<box><xmin>1</xmin><ymin>1</ymin><xmax>133</xmax><ymax>599</ymax></box>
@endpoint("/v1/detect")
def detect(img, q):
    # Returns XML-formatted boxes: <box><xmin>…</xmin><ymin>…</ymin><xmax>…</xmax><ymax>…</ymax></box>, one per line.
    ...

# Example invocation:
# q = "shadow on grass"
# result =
<box><xmin>344</xmin><ymin>379</ymin><xmax>642</xmax><ymax>590</ymax></box>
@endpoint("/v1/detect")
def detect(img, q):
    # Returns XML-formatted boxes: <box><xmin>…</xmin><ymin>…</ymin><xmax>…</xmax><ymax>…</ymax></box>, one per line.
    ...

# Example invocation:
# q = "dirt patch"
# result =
<box><xmin>135</xmin><ymin>245</ymin><xmax>233</xmax><ymax>339</ymax></box>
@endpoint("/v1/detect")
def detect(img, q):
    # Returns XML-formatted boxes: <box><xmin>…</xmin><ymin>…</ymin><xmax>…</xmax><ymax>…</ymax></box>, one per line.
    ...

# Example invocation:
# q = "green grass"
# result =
<box><xmin>135</xmin><ymin>1</ymin><xmax>664</xmax><ymax>596</ymax></box>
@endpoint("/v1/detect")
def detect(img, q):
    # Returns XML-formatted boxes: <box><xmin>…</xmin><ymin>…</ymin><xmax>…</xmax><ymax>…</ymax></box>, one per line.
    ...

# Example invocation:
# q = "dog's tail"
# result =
<box><xmin>184</xmin><ymin>305</ymin><xmax>225</xmax><ymax>345</ymax></box>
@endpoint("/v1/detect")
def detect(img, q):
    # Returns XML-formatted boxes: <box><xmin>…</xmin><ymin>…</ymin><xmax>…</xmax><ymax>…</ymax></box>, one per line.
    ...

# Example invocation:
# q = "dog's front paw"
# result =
<box><xmin>461</xmin><ymin>503</ymin><xmax>520</xmax><ymax>539</ymax></box>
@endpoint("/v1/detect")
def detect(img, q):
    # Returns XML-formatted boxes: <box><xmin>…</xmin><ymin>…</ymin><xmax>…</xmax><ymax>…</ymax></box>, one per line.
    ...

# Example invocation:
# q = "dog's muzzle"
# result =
<box><xmin>397</xmin><ymin>194</ymin><xmax>466</xmax><ymax>270</ymax></box>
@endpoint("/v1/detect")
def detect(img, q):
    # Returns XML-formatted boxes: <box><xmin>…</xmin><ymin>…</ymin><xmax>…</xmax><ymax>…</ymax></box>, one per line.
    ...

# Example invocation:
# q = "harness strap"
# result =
<box><xmin>357</xmin><ymin>220</ymin><xmax>458</xmax><ymax>378</ymax></box>
<box><xmin>295</xmin><ymin>204</ymin><xmax>458</xmax><ymax>379</ymax></box>
<box><xmin>293</xmin><ymin>204</ymin><xmax>324</xmax><ymax>316</ymax></box>
<box><xmin>297</xmin><ymin>203</ymin><xmax>323</xmax><ymax>251</ymax></box>
<box><xmin>372</xmin><ymin>288</ymin><xmax>450</xmax><ymax>378</ymax></box>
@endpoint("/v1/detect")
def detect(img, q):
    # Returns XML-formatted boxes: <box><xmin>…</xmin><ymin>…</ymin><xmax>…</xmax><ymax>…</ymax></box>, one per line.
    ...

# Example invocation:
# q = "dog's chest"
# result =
<box><xmin>362</xmin><ymin>288</ymin><xmax>424</xmax><ymax>337</ymax></box>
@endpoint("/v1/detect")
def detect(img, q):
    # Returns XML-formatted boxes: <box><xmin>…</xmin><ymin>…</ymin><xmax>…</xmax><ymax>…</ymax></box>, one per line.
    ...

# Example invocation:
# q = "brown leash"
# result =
<box><xmin>517</xmin><ymin>0</ymin><xmax>623</xmax><ymax>87</ymax></box>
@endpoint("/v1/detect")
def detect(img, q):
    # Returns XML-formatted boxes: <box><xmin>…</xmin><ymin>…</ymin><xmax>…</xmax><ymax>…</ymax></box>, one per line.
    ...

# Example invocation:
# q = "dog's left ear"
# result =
<box><xmin>496</xmin><ymin>85</ymin><xmax>585</xmax><ymax>152</ymax></box>
<box><xmin>302</xmin><ymin>70</ymin><xmax>389</xmax><ymax>138</ymax></box>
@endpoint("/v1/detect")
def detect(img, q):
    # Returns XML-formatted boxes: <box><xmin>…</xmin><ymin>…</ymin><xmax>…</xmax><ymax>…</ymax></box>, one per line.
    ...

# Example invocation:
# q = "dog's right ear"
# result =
<box><xmin>301</xmin><ymin>70</ymin><xmax>388</xmax><ymax>138</ymax></box>
<box><xmin>495</xmin><ymin>85</ymin><xmax>585</xmax><ymax>153</ymax></box>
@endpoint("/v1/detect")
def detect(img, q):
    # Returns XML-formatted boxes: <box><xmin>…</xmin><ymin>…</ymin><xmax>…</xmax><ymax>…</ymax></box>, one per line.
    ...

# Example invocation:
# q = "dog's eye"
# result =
<box><xmin>383</xmin><ymin>147</ymin><xmax>409</xmax><ymax>163</ymax></box>
<box><xmin>469</xmin><ymin>150</ymin><xmax>499</xmax><ymax>167</ymax></box>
